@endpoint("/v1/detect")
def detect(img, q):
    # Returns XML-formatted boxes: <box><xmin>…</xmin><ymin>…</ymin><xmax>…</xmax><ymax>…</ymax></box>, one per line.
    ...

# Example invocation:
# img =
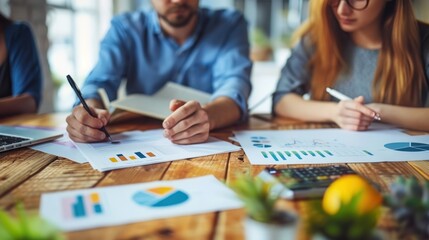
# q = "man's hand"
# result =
<box><xmin>66</xmin><ymin>104</ymin><xmax>110</xmax><ymax>142</ymax></box>
<box><xmin>163</xmin><ymin>99</ymin><xmax>210</xmax><ymax>144</ymax></box>
<box><xmin>332</xmin><ymin>96</ymin><xmax>379</xmax><ymax>131</ymax></box>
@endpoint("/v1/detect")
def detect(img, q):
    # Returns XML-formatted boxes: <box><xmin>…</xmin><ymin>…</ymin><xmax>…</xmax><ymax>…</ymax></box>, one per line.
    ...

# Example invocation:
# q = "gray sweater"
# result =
<box><xmin>273</xmin><ymin>23</ymin><xmax>429</xmax><ymax>108</ymax></box>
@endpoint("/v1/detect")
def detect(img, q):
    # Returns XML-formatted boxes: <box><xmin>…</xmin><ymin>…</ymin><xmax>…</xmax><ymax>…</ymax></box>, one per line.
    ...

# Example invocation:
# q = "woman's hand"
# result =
<box><xmin>332</xmin><ymin>96</ymin><xmax>379</xmax><ymax>131</ymax></box>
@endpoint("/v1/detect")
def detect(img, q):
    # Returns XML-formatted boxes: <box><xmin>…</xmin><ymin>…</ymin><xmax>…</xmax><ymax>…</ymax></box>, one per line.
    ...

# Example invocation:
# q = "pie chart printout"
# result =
<box><xmin>384</xmin><ymin>142</ymin><xmax>429</xmax><ymax>152</ymax></box>
<box><xmin>132</xmin><ymin>187</ymin><xmax>189</xmax><ymax>207</ymax></box>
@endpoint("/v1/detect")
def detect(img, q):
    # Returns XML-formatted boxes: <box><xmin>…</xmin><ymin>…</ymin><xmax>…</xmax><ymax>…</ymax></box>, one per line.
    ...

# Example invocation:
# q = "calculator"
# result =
<box><xmin>258</xmin><ymin>165</ymin><xmax>357</xmax><ymax>199</ymax></box>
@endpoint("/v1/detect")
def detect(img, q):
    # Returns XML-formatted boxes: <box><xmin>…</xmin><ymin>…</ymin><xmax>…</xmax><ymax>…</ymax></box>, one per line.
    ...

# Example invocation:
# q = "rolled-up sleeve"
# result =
<box><xmin>211</xmin><ymin>14</ymin><xmax>252</xmax><ymax>121</ymax></box>
<box><xmin>81</xmin><ymin>17</ymin><xmax>129</xmax><ymax>102</ymax></box>
<box><xmin>273</xmin><ymin>37</ymin><xmax>313</xmax><ymax>109</ymax></box>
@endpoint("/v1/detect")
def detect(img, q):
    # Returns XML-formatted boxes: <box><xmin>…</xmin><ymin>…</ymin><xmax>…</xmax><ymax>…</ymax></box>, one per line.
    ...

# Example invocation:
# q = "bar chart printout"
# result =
<box><xmin>109</xmin><ymin>151</ymin><xmax>157</xmax><ymax>163</ymax></box>
<box><xmin>234</xmin><ymin>129</ymin><xmax>429</xmax><ymax>165</ymax></box>
<box><xmin>74</xmin><ymin>130</ymin><xmax>241</xmax><ymax>171</ymax></box>
<box><xmin>41</xmin><ymin>175</ymin><xmax>243</xmax><ymax>232</ymax></box>
<box><xmin>259</xmin><ymin>148</ymin><xmax>374</xmax><ymax>162</ymax></box>
<box><xmin>62</xmin><ymin>193</ymin><xmax>103</xmax><ymax>220</ymax></box>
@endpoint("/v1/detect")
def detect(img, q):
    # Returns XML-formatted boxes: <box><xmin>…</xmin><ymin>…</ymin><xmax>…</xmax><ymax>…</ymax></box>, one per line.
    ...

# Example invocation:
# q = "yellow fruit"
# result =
<box><xmin>322</xmin><ymin>174</ymin><xmax>382</xmax><ymax>215</ymax></box>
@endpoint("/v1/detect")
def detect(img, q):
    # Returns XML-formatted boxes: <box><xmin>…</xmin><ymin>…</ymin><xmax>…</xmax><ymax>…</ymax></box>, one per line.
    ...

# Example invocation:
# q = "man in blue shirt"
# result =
<box><xmin>66</xmin><ymin>0</ymin><xmax>252</xmax><ymax>144</ymax></box>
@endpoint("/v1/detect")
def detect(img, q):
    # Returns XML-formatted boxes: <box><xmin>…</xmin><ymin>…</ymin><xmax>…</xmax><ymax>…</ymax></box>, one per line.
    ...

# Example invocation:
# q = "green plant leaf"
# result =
<box><xmin>0</xmin><ymin>204</ymin><xmax>64</xmax><ymax>240</ymax></box>
<box><xmin>0</xmin><ymin>210</ymin><xmax>20</xmax><ymax>238</ymax></box>
<box><xmin>229</xmin><ymin>173</ymin><xmax>281</xmax><ymax>223</ymax></box>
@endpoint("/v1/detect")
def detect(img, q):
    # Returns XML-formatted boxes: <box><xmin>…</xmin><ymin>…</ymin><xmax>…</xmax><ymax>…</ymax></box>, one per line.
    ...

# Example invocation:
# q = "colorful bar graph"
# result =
<box><xmin>316</xmin><ymin>151</ymin><xmax>325</xmax><ymax>157</ymax></box>
<box><xmin>108</xmin><ymin>151</ymin><xmax>157</xmax><ymax>163</ymax></box>
<box><xmin>291</xmin><ymin>151</ymin><xmax>302</xmax><ymax>160</ymax></box>
<box><xmin>90</xmin><ymin>193</ymin><xmax>99</xmax><ymax>202</ymax></box>
<box><xmin>73</xmin><ymin>195</ymin><xmax>86</xmax><ymax>217</ymax></box>
<box><xmin>117</xmin><ymin>154</ymin><xmax>127</xmax><ymax>161</ymax></box>
<box><xmin>135</xmin><ymin>152</ymin><xmax>146</xmax><ymax>158</ymax></box>
<box><xmin>269</xmin><ymin>151</ymin><xmax>279</xmax><ymax>161</ymax></box>
<box><xmin>277</xmin><ymin>151</ymin><xmax>286</xmax><ymax>160</ymax></box>
<box><xmin>324</xmin><ymin>150</ymin><xmax>333</xmax><ymax>156</ymax></box>
<box><xmin>260</xmin><ymin>147</ymin><xmax>379</xmax><ymax>163</ymax></box>
<box><xmin>90</xmin><ymin>193</ymin><xmax>103</xmax><ymax>214</ymax></box>
<box><xmin>63</xmin><ymin>193</ymin><xmax>104</xmax><ymax>219</ymax></box>
<box><xmin>146</xmin><ymin>152</ymin><xmax>155</xmax><ymax>157</ymax></box>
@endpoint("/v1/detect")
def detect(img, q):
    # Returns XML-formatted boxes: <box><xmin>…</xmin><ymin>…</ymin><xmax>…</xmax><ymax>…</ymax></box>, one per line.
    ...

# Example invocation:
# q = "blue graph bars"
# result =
<box><xmin>135</xmin><ymin>152</ymin><xmax>146</xmax><ymax>158</ymax></box>
<box><xmin>68</xmin><ymin>193</ymin><xmax>103</xmax><ymax>219</ymax></box>
<box><xmin>269</xmin><ymin>151</ymin><xmax>279</xmax><ymax>161</ymax></box>
<box><xmin>260</xmin><ymin>149</ymin><xmax>374</xmax><ymax>161</ymax></box>
<box><xmin>73</xmin><ymin>195</ymin><xmax>86</xmax><ymax>217</ymax></box>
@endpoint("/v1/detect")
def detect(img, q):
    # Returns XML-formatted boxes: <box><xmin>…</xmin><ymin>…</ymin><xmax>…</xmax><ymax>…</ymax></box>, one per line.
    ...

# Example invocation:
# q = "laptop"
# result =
<box><xmin>0</xmin><ymin>125</ymin><xmax>63</xmax><ymax>153</ymax></box>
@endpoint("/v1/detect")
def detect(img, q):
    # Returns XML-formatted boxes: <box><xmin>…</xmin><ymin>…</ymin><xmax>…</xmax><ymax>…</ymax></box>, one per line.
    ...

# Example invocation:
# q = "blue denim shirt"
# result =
<box><xmin>2</xmin><ymin>22</ymin><xmax>42</xmax><ymax>108</ymax></box>
<box><xmin>81</xmin><ymin>8</ymin><xmax>252</xmax><ymax>120</ymax></box>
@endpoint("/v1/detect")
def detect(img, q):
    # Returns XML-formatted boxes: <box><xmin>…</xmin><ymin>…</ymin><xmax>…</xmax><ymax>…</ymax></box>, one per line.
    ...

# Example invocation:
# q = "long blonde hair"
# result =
<box><xmin>294</xmin><ymin>0</ymin><xmax>427</xmax><ymax>106</ymax></box>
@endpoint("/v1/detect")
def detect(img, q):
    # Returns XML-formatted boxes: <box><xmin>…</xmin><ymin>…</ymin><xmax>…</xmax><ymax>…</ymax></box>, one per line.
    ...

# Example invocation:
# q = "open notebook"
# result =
<box><xmin>99</xmin><ymin>82</ymin><xmax>211</xmax><ymax>120</ymax></box>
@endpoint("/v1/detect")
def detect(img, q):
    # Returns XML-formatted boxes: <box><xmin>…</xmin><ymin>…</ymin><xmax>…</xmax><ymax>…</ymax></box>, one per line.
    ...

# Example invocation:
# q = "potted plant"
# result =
<box><xmin>0</xmin><ymin>203</ymin><xmax>64</xmax><ymax>240</ymax></box>
<box><xmin>229</xmin><ymin>174</ymin><xmax>296</xmax><ymax>240</ymax></box>
<box><xmin>384</xmin><ymin>176</ymin><xmax>429</xmax><ymax>239</ymax></box>
<box><xmin>304</xmin><ymin>174</ymin><xmax>383</xmax><ymax>240</ymax></box>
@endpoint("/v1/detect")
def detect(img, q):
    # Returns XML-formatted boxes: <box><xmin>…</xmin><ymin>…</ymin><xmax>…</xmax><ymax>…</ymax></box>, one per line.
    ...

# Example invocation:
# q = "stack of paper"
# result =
<box><xmin>74</xmin><ymin>129</ymin><xmax>240</xmax><ymax>171</ymax></box>
<box><xmin>31</xmin><ymin>132</ymin><xmax>87</xmax><ymax>164</ymax></box>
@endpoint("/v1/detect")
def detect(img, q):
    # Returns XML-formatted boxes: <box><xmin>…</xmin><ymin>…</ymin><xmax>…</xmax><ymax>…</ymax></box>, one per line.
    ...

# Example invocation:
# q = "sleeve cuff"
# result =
<box><xmin>211</xmin><ymin>90</ymin><xmax>249</xmax><ymax>122</ymax></box>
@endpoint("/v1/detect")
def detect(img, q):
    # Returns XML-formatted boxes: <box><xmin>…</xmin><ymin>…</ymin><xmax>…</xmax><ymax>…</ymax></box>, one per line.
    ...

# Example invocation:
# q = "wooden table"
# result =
<box><xmin>0</xmin><ymin>113</ymin><xmax>428</xmax><ymax>240</ymax></box>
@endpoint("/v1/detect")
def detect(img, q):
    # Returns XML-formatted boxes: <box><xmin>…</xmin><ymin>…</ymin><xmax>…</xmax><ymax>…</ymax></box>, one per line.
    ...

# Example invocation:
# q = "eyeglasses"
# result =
<box><xmin>330</xmin><ymin>0</ymin><xmax>369</xmax><ymax>11</ymax></box>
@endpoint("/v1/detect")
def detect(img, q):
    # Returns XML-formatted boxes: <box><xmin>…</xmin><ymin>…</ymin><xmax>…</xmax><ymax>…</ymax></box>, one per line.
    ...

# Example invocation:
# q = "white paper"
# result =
<box><xmin>40</xmin><ymin>175</ymin><xmax>242</xmax><ymax>231</ymax></box>
<box><xmin>234</xmin><ymin>128</ymin><xmax>429</xmax><ymax>165</ymax></box>
<box><xmin>74</xmin><ymin>130</ymin><xmax>240</xmax><ymax>171</ymax></box>
<box><xmin>31</xmin><ymin>132</ymin><xmax>87</xmax><ymax>164</ymax></box>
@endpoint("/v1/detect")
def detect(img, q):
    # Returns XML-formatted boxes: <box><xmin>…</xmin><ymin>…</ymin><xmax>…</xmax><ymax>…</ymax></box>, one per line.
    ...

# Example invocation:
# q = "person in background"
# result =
<box><xmin>66</xmin><ymin>0</ymin><xmax>252</xmax><ymax>144</ymax></box>
<box><xmin>0</xmin><ymin>13</ymin><xmax>42</xmax><ymax>117</ymax></box>
<box><xmin>274</xmin><ymin>0</ymin><xmax>429</xmax><ymax>131</ymax></box>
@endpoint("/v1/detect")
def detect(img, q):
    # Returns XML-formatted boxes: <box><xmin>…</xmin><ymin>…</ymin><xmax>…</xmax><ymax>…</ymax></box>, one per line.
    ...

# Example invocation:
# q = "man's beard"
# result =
<box><xmin>159</xmin><ymin>4</ymin><xmax>197</xmax><ymax>28</ymax></box>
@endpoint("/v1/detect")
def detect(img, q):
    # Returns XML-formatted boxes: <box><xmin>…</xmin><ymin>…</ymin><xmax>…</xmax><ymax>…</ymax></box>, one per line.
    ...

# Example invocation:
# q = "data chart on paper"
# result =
<box><xmin>234</xmin><ymin>129</ymin><xmax>429</xmax><ymax>165</ymax></box>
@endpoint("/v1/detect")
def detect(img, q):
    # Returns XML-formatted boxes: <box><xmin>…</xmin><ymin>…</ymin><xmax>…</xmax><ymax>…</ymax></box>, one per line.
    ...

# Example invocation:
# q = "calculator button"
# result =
<box><xmin>317</xmin><ymin>176</ymin><xmax>329</xmax><ymax>180</ymax></box>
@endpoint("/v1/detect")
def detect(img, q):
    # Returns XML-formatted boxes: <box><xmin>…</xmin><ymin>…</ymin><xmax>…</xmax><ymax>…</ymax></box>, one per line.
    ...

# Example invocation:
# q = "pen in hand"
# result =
<box><xmin>66</xmin><ymin>75</ymin><xmax>118</xmax><ymax>144</ymax></box>
<box><xmin>326</xmin><ymin>87</ymin><xmax>381</xmax><ymax>121</ymax></box>
<box><xmin>326</xmin><ymin>87</ymin><xmax>352</xmax><ymax>101</ymax></box>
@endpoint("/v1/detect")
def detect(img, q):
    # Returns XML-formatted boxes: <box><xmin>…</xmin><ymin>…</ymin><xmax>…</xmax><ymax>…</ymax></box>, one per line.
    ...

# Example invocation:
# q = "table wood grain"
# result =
<box><xmin>0</xmin><ymin>113</ymin><xmax>428</xmax><ymax>240</ymax></box>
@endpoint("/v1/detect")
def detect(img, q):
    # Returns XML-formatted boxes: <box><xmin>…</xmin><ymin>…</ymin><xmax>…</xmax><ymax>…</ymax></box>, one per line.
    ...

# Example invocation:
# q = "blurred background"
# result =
<box><xmin>0</xmin><ymin>0</ymin><xmax>428</xmax><ymax>114</ymax></box>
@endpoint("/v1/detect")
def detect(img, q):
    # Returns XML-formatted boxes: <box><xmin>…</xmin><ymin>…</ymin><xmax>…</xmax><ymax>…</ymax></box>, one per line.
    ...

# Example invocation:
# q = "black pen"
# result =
<box><xmin>66</xmin><ymin>75</ymin><xmax>115</xmax><ymax>143</ymax></box>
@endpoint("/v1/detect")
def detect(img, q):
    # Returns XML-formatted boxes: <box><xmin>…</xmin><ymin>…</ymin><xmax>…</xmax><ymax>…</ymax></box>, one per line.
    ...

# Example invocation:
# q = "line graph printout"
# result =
<box><xmin>234</xmin><ymin>129</ymin><xmax>429</xmax><ymax>165</ymax></box>
<box><xmin>74</xmin><ymin>130</ymin><xmax>240</xmax><ymax>171</ymax></box>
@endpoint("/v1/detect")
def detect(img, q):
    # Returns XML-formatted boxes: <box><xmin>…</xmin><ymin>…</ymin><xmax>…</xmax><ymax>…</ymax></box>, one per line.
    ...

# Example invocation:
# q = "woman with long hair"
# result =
<box><xmin>0</xmin><ymin>13</ymin><xmax>42</xmax><ymax>117</ymax></box>
<box><xmin>273</xmin><ymin>0</ymin><xmax>429</xmax><ymax>131</ymax></box>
